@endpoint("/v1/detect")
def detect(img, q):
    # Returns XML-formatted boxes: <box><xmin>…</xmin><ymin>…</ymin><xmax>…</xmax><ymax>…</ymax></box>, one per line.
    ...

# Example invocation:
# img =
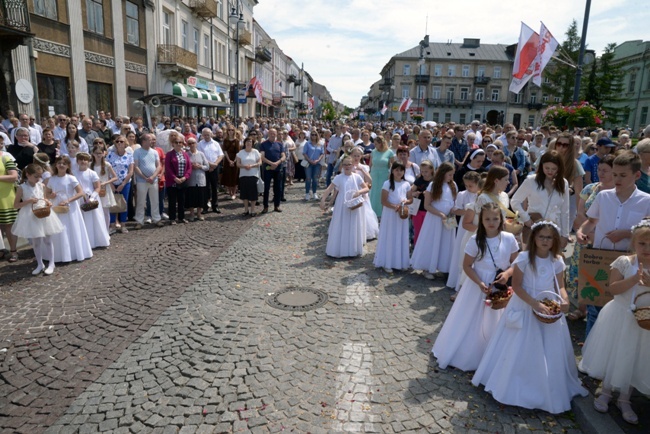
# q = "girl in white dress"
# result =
<box><xmin>320</xmin><ymin>156</ymin><xmax>369</xmax><ymax>258</ymax></box>
<box><xmin>373</xmin><ymin>161</ymin><xmax>412</xmax><ymax>273</ymax></box>
<box><xmin>452</xmin><ymin>166</ymin><xmax>511</xmax><ymax>300</ymax></box>
<box><xmin>350</xmin><ymin>146</ymin><xmax>379</xmax><ymax>241</ymax></box>
<box><xmin>433</xmin><ymin>202</ymin><xmax>519</xmax><ymax>371</ymax></box>
<box><xmin>33</xmin><ymin>152</ymin><xmax>53</xmax><ymax>182</ymax></box>
<box><xmin>91</xmin><ymin>142</ymin><xmax>118</xmax><ymax>231</ymax></box>
<box><xmin>45</xmin><ymin>156</ymin><xmax>93</xmax><ymax>263</ymax></box>
<box><xmin>74</xmin><ymin>152</ymin><xmax>110</xmax><ymax>249</ymax></box>
<box><xmin>12</xmin><ymin>164</ymin><xmax>63</xmax><ymax>275</ymax></box>
<box><xmin>579</xmin><ymin>219</ymin><xmax>650</xmax><ymax>425</ymax></box>
<box><xmin>472</xmin><ymin>221</ymin><xmax>587</xmax><ymax>414</ymax></box>
<box><xmin>411</xmin><ymin>162</ymin><xmax>457</xmax><ymax>278</ymax></box>
<box><xmin>446</xmin><ymin>171</ymin><xmax>481</xmax><ymax>289</ymax></box>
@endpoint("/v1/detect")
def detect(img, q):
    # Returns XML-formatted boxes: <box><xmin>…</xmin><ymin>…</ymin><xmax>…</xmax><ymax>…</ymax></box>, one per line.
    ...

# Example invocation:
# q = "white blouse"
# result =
<box><xmin>511</xmin><ymin>174</ymin><xmax>570</xmax><ymax>237</ymax></box>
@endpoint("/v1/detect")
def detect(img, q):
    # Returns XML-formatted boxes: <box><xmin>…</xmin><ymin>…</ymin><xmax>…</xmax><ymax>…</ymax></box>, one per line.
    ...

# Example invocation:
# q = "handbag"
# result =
<box><xmin>300</xmin><ymin>159</ymin><xmax>309</xmax><ymax>168</ymax></box>
<box><xmin>407</xmin><ymin>197</ymin><xmax>421</xmax><ymax>216</ymax></box>
<box><xmin>109</xmin><ymin>192</ymin><xmax>127</xmax><ymax>214</ymax></box>
<box><xmin>292</xmin><ymin>151</ymin><xmax>298</xmax><ymax>163</ymax></box>
<box><xmin>257</xmin><ymin>176</ymin><xmax>265</xmax><ymax>194</ymax></box>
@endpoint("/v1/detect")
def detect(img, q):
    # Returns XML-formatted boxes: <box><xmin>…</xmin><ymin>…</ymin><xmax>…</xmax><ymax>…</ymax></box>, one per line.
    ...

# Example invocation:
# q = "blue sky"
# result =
<box><xmin>255</xmin><ymin>0</ymin><xmax>649</xmax><ymax>108</ymax></box>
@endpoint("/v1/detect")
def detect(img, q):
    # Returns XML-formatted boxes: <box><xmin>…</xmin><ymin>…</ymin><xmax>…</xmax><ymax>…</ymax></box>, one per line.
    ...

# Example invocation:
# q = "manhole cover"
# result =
<box><xmin>266</xmin><ymin>288</ymin><xmax>329</xmax><ymax>311</ymax></box>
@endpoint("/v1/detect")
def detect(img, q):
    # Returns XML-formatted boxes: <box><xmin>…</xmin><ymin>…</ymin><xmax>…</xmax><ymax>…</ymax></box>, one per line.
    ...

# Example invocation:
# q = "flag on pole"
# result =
<box><xmin>308</xmin><ymin>97</ymin><xmax>315</xmax><ymax>110</ymax></box>
<box><xmin>509</xmin><ymin>22</ymin><xmax>539</xmax><ymax>94</ymax></box>
<box><xmin>248</xmin><ymin>77</ymin><xmax>263</xmax><ymax>103</ymax></box>
<box><xmin>532</xmin><ymin>22</ymin><xmax>559</xmax><ymax>87</ymax></box>
<box><xmin>398</xmin><ymin>98</ymin><xmax>413</xmax><ymax>112</ymax></box>
<box><xmin>380</xmin><ymin>102</ymin><xmax>388</xmax><ymax>115</ymax></box>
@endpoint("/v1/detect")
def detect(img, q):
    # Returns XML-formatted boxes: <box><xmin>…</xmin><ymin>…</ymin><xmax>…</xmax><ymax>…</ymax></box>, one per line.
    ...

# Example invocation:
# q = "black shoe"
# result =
<box><xmin>202</xmin><ymin>208</ymin><xmax>209</xmax><ymax>214</ymax></box>
<box><xmin>255</xmin><ymin>201</ymin><xmax>260</xmax><ymax>206</ymax></box>
<box><xmin>280</xmin><ymin>198</ymin><xmax>287</xmax><ymax>202</ymax></box>
<box><xmin>261</xmin><ymin>208</ymin><xmax>269</xmax><ymax>214</ymax></box>
<box><xmin>274</xmin><ymin>207</ymin><xmax>282</xmax><ymax>212</ymax></box>
<box><xmin>213</xmin><ymin>208</ymin><xmax>221</xmax><ymax>214</ymax></box>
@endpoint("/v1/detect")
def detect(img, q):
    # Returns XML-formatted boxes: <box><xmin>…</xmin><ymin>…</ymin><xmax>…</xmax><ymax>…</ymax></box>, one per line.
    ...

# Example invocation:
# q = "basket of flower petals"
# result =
<box><xmin>533</xmin><ymin>291</ymin><xmax>563</xmax><ymax>324</ymax></box>
<box><xmin>485</xmin><ymin>287</ymin><xmax>513</xmax><ymax>310</ymax></box>
<box><xmin>631</xmin><ymin>292</ymin><xmax>650</xmax><ymax>330</ymax></box>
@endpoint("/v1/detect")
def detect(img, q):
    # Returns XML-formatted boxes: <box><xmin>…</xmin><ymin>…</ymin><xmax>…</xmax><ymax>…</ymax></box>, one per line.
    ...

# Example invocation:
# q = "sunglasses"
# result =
<box><xmin>556</xmin><ymin>142</ymin><xmax>570</xmax><ymax>148</ymax></box>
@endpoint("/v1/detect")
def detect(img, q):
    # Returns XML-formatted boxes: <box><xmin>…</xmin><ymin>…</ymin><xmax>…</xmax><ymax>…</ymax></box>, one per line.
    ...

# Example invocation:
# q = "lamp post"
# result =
<box><xmin>573</xmin><ymin>0</ymin><xmax>592</xmax><ymax>103</ymax></box>
<box><xmin>229</xmin><ymin>5</ymin><xmax>245</xmax><ymax>121</ymax></box>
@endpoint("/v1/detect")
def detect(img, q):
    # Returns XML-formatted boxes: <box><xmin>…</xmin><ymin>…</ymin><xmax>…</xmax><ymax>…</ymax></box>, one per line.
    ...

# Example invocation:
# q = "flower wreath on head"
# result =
<box><xmin>631</xmin><ymin>219</ymin><xmax>650</xmax><ymax>232</ymax></box>
<box><xmin>531</xmin><ymin>220</ymin><xmax>560</xmax><ymax>234</ymax></box>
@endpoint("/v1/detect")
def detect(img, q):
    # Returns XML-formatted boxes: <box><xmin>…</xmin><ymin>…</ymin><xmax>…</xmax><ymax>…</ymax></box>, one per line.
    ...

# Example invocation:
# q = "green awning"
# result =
<box><xmin>172</xmin><ymin>82</ymin><xmax>226</xmax><ymax>103</ymax></box>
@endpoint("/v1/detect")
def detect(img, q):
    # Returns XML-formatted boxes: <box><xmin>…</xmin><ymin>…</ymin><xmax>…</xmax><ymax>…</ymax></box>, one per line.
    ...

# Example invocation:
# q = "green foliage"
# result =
<box><xmin>320</xmin><ymin>101</ymin><xmax>337</xmax><ymax>121</ymax></box>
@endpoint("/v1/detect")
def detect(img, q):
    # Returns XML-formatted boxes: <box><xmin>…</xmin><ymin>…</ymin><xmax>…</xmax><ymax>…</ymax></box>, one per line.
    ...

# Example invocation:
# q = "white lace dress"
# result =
<box><xmin>11</xmin><ymin>182</ymin><xmax>63</xmax><ymax>239</ymax></box>
<box><xmin>325</xmin><ymin>173</ymin><xmax>366</xmax><ymax>258</ymax></box>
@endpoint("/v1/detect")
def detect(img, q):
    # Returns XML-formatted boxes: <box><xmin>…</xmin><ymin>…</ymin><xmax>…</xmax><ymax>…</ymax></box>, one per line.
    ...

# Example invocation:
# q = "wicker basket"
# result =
<box><xmin>52</xmin><ymin>205</ymin><xmax>69</xmax><ymax>214</ymax></box>
<box><xmin>98</xmin><ymin>188</ymin><xmax>106</xmax><ymax>198</ymax></box>
<box><xmin>398</xmin><ymin>203</ymin><xmax>410</xmax><ymax>219</ymax></box>
<box><xmin>32</xmin><ymin>200</ymin><xmax>51</xmax><ymax>219</ymax></box>
<box><xmin>504</xmin><ymin>218</ymin><xmax>523</xmax><ymax>235</ymax></box>
<box><xmin>533</xmin><ymin>290</ymin><xmax>564</xmax><ymax>324</ymax></box>
<box><xmin>486</xmin><ymin>288</ymin><xmax>513</xmax><ymax>310</ymax></box>
<box><xmin>81</xmin><ymin>200</ymin><xmax>99</xmax><ymax>212</ymax></box>
<box><xmin>632</xmin><ymin>292</ymin><xmax>650</xmax><ymax>331</ymax></box>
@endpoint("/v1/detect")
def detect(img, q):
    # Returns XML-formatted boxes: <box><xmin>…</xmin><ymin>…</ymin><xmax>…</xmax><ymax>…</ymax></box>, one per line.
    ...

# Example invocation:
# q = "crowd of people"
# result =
<box><xmin>1</xmin><ymin>109</ymin><xmax>650</xmax><ymax>422</ymax></box>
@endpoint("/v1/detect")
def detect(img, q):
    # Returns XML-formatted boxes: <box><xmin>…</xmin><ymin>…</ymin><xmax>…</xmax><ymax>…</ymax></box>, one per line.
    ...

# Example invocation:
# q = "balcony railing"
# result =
<box><xmin>287</xmin><ymin>74</ymin><xmax>297</xmax><ymax>83</ymax></box>
<box><xmin>414</xmin><ymin>74</ymin><xmax>429</xmax><ymax>84</ymax></box>
<box><xmin>427</xmin><ymin>98</ymin><xmax>473</xmax><ymax>107</ymax></box>
<box><xmin>238</xmin><ymin>29</ymin><xmax>252</xmax><ymax>46</ymax></box>
<box><xmin>528</xmin><ymin>103</ymin><xmax>545</xmax><ymax>110</ymax></box>
<box><xmin>0</xmin><ymin>0</ymin><xmax>31</xmax><ymax>34</ymax></box>
<box><xmin>255</xmin><ymin>47</ymin><xmax>272</xmax><ymax>63</ymax></box>
<box><xmin>474</xmin><ymin>76</ymin><xmax>491</xmax><ymax>84</ymax></box>
<box><xmin>189</xmin><ymin>0</ymin><xmax>218</xmax><ymax>18</ymax></box>
<box><xmin>157</xmin><ymin>44</ymin><xmax>197</xmax><ymax>72</ymax></box>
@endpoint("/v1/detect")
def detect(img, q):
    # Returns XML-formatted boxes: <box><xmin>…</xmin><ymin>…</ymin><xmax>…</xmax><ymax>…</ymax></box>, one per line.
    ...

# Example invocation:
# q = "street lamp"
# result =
<box><xmin>229</xmin><ymin>6</ymin><xmax>245</xmax><ymax>121</ymax></box>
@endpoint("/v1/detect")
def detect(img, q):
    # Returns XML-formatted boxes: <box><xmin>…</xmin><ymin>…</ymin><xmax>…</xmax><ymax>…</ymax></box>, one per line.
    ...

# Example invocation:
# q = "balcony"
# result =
<box><xmin>528</xmin><ymin>103</ymin><xmax>545</xmax><ymax>110</ymax></box>
<box><xmin>189</xmin><ymin>0</ymin><xmax>218</xmax><ymax>18</ymax></box>
<box><xmin>474</xmin><ymin>76</ymin><xmax>491</xmax><ymax>84</ymax></box>
<box><xmin>0</xmin><ymin>0</ymin><xmax>32</xmax><ymax>45</ymax></box>
<box><xmin>157</xmin><ymin>44</ymin><xmax>197</xmax><ymax>78</ymax></box>
<box><xmin>427</xmin><ymin>98</ymin><xmax>473</xmax><ymax>108</ymax></box>
<box><xmin>238</xmin><ymin>29</ymin><xmax>252</xmax><ymax>46</ymax></box>
<box><xmin>255</xmin><ymin>46</ymin><xmax>272</xmax><ymax>63</ymax></box>
<box><xmin>287</xmin><ymin>74</ymin><xmax>297</xmax><ymax>83</ymax></box>
<box><xmin>380</xmin><ymin>77</ymin><xmax>394</xmax><ymax>89</ymax></box>
<box><xmin>414</xmin><ymin>74</ymin><xmax>429</xmax><ymax>84</ymax></box>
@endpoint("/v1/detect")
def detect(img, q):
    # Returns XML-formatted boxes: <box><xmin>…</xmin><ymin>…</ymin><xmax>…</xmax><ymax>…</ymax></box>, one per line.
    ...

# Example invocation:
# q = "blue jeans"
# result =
<box><xmin>585</xmin><ymin>305</ymin><xmax>603</xmax><ymax>338</ymax></box>
<box><xmin>325</xmin><ymin>162</ymin><xmax>336</xmax><ymax>187</ymax></box>
<box><xmin>305</xmin><ymin>164</ymin><xmax>321</xmax><ymax>194</ymax></box>
<box><xmin>110</xmin><ymin>182</ymin><xmax>131</xmax><ymax>224</ymax></box>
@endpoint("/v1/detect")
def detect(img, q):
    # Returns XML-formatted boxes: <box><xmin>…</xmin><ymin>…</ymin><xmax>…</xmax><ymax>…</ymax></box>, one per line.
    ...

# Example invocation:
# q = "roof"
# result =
<box><xmin>395</xmin><ymin>41</ymin><xmax>511</xmax><ymax>62</ymax></box>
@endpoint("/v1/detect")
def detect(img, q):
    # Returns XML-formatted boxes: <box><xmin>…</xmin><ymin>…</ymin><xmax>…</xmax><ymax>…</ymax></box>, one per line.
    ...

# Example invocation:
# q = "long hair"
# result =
<box><xmin>430</xmin><ymin>162</ymin><xmax>456</xmax><ymax>201</ymax></box>
<box><xmin>535</xmin><ymin>150</ymin><xmax>566</xmax><ymax>194</ymax></box>
<box><xmin>388</xmin><ymin>161</ymin><xmax>406</xmax><ymax>191</ymax></box>
<box><xmin>53</xmin><ymin>155</ymin><xmax>72</xmax><ymax>176</ymax></box>
<box><xmin>475</xmin><ymin>202</ymin><xmax>504</xmax><ymax>261</ymax></box>
<box><xmin>479</xmin><ymin>165</ymin><xmax>509</xmax><ymax>195</ymax></box>
<box><xmin>551</xmin><ymin>132</ymin><xmax>576</xmax><ymax>182</ymax></box>
<box><xmin>20</xmin><ymin>163</ymin><xmax>44</xmax><ymax>183</ymax></box>
<box><xmin>65</xmin><ymin>123</ymin><xmax>81</xmax><ymax>142</ymax></box>
<box><xmin>92</xmin><ymin>143</ymin><xmax>108</xmax><ymax>176</ymax></box>
<box><xmin>526</xmin><ymin>221</ymin><xmax>562</xmax><ymax>272</ymax></box>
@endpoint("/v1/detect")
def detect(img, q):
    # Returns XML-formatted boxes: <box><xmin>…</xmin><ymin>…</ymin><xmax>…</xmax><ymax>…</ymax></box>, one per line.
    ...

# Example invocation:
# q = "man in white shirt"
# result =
<box><xmin>198</xmin><ymin>128</ymin><xmax>224</xmax><ymax>214</ymax></box>
<box><xmin>133</xmin><ymin>133</ymin><xmax>164</xmax><ymax>229</ymax></box>
<box><xmin>10</xmin><ymin>113</ymin><xmax>41</xmax><ymax>144</ymax></box>
<box><xmin>29</xmin><ymin>116</ymin><xmax>43</xmax><ymax>136</ymax></box>
<box><xmin>464</xmin><ymin>120</ymin><xmax>482</xmax><ymax>147</ymax></box>
<box><xmin>53</xmin><ymin>115</ymin><xmax>68</xmax><ymax>142</ymax></box>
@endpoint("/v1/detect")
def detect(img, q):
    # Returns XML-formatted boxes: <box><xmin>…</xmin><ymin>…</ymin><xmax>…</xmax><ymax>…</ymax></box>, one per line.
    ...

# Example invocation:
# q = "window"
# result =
<box><xmin>204</xmin><ymin>34</ymin><xmax>210</xmax><ymax>66</ymax></box>
<box><xmin>417</xmin><ymin>85</ymin><xmax>425</xmax><ymax>99</ymax></box>
<box><xmin>448</xmin><ymin>65</ymin><xmax>456</xmax><ymax>77</ymax></box>
<box><xmin>193</xmin><ymin>27</ymin><xmax>199</xmax><ymax>54</ymax></box>
<box><xmin>462</xmin><ymin>65</ymin><xmax>470</xmax><ymax>77</ymax></box>
<box><xmin>181</xmin><ymin>20</ymin><xmax>189</xmax><ymax>50</ymax></box>
<box><xmin>403</xmin><ymin>64</ymin><xmax>411</xmax><ymax>76</ymax></box>
<box><xmin>491</xmin><ymin>89</ymin><xmax>500</xmax><ymax>101</ymax></box>
<box><xmin>431</xmin><ymin>86</ymin><xmax>441</xmax><ymax>99</ymax></box>
<box><xmin>544</xmin><ymin>76</ymin><xmax>550</xmax><ymax>84</ymax></box>
<box><xmin>477</xmin><ymin>66</ymin><xmax>486</xmax><ymax>77</ymax></box>
<box><xmin>86</xmin><ymin>0</ymin><xmax>104</xmax><ymax>35</ymax></box>
<box><xmin>459</xmin><ymin>113</ymin><xmax>466</xmax><ymax>124</ymax></box>
<box><xmin>493</xmin><ymin>66</ymin><xmax>501</xmax><ymax>79</ymax></box>
<box><xmin>475</xmin><ymin>88</ymin><xmax>484</xmax><ymax>101</ymax></box>
<box><xmin>446</xmin><ymin>88</ymin><xmax>455</xmax><ymax>103</ymax></box>
<box><xmin>34</xmin><ymin>0</ymin><xmax>57</xmax><ymax>19</ymax></box>
<box><xmin>434</xmin><ymin>65</ymin><xmax>442</xmax><ymax>76</ymax></box>
<box><xmin>217</xmin><ymin>0</ymin><xmax>223</xmax><ymax>19</ymax></box>
<box><xmin>402</xmin><ymin>88</ymin><xmax>410</xmax><ymax>99</ymax></box>
<box><xmin>530</xmin><ymin>93</ymin><xmax>537</xmax><ymax>104</ymax></box>
<box><xmin>629</xmin><ymin>71</ymin><xmax>637</xmax><ymax>92</ymax></box>
<box><xmin>162</xmin><ymin>11</ymin><xmax>172</xmax><ymax>45</ymax></box>
<box><xmin>125</xmin><ymin>2</ymin><xmax>139</xmax><ymax>45</ymax></box>
<box><xmin>37</xmin><ymin>74</ymin><xmax>70</xmax><ymax>118</ymax></box>
<box><xmin>514</xmin><ymin>93</ymin><xmax>522</xmax><ymax>103</ymax></box>
<box><xmin>554</xmin><ymin>96</ymin><xmax>561</xmax><ymax>103</ymax></box>
<box><xmin>418</xmin><ymin>64</ymin><xmax>426</xmax><ymax>75</ymax></box>
<box><xmin>444</xmin><ymin>112</ymin><xmax>452</xmax><ymax>123</ymax></box>
<box><xmin>87</xmin><ymin>81</ymin><xmax>113</xmax><ymax>116</ymax></box>
<box><xmin>528</xmin><ymin>115</ymin><xmax>535</xmax><ymax>126</ymax></box>
<box><xmin>542</xmin><ymin>94</ymin><xmax>549</xmax><ymax>102</ymax></box>
<box><xmin>432</xmin><ymin>112</ymin><xmax>439</xmax><ymax>122</ymax></box>
<box><xmin>460</xmin><ymin>87</ymin><xmax>469</xmax><ymax>100</ymax></box>
<box><xmin>641</xmin><ymin>107</ymin><xmax>648</xmax><ymax>126</ymax></box>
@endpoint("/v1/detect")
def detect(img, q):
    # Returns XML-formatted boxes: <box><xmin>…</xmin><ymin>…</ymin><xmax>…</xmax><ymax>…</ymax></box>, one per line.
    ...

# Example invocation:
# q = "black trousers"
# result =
<box><xmin>263</xmin><ymin>169</ymin><xmax>282</xmax><ymax>208</ymax></box>
<box><xmin>167</xmin><ymin>184</ymin><xmax>187</xmax><ymax>221</ymax></box>
<box><xmin>204</xmin><ymin>168</ymin><xmax>220</xmax><ymax>211</ymax></box>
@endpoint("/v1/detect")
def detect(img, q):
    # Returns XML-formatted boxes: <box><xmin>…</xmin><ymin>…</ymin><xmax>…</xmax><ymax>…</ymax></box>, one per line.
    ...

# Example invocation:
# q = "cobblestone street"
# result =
<box><xmin>0</xmin><ymin>185</ymin><xmax>637</xmax><ymax>433</ymax></box>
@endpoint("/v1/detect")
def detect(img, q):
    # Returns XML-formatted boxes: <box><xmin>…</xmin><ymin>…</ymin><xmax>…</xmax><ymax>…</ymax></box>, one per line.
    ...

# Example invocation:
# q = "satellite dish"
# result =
<box><xmin>133</xmin><ymin>100</ymin><xmax>144</xmax><ymax>110</ymax></box>
<box><xmin>151</xmin><ymin>97</ymin><xmax>161</xmax><ymax>108</ymax></box>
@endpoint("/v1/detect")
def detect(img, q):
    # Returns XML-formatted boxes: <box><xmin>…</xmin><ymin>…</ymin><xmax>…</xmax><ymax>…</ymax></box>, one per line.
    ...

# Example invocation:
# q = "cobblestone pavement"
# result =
<box><xmin>0</xmin><ymin>184</ymin><xmax>637</xmax><ymax>433</ymax></box>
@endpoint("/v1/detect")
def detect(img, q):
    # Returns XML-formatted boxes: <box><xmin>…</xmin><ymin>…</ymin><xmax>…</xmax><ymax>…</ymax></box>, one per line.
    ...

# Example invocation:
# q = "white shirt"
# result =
<box><xmin>408</xmin><ymin>145</ymin><xmax>441</xmax><ymax>169</ymax></box>
<box><xmin>326</xmin><ymin>134</ymin><xmax>344</xmax><ymax>164</ymax></box>
<box><xmin>198</xmin><ymin>139</ymin><xmax>224</xmax><ymax>164</ymax></box>
<box><xmin>53</xmin><ymin>126</ymin><xmax>67</xmax><ymax>142</ymax></box>
<box><xmin>511</xmin><ymin>175</ymin><xmax>571</xmax><ymax>237</ymax></box>
<box><xmin>587</xmin><ymin>187</ymin><xmax>650</xmax><ymax>251</ymax></box>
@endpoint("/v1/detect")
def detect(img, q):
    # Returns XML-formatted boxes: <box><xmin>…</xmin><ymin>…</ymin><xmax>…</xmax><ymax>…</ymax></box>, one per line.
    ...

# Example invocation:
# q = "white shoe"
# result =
<box><xmin>32</xmin><ymin>264</ymin><xmax>44</xmax><ymax>275</ymax></box>
<box><xmin>161</xmin><ymin>212</ymin><xmax>169</xmax><ymax>220</ymax></box>
<box><xmin>44</xmin><ymin>263</ymin><xmax>55</xmax><ymax>275</ymax></box>
<box><xmin>313</xmin><ymin>193</ymin><xmax>319</xmax><ymax>200</ymax></box>
<box><xmin>305</xmin><ymin>193</ymin><xmax>311</xmax><ymax>201</ymax></box>
<box><xmin>145</xmin><ymin>218</ymin><xmax>152</xmax><ymax>224</ymax></box>
<box><xmin>383</xmin><ymin>267</ymin><xmax>393</xmax><ymax>274</ymax></box>
<box><xmin>423</xmin><ymin>271</ymin><xmax>435</xmax><ymax>280</ymax></box>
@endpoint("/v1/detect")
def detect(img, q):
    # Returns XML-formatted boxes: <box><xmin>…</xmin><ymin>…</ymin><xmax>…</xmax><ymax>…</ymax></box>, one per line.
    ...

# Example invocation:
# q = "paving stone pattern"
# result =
<box><xmin>0</xmin><ymin>203</ymin><xmax>255</xmax><ymax>433</ymax></box>
<box><xmin>36</xmin><ymin>188</ymin><xmax>584</xmax><ymax>434</ymax></box>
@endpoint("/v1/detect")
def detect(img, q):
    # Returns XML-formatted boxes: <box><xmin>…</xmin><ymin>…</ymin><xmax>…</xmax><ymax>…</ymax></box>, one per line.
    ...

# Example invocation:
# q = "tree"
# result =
<box><xmin>542</xmin><ymin>20</ymin><xmax>581</xmax><ymax>104</ymax></box>
<box><xmin>595</xmin><ymin>43</ymin><xmax>625</xmax><ymax>124</ymax></box>
<box><xmin>320</xmin><ymin>101</ymin><xmax>337</xmax><ymax>121</ymax></box>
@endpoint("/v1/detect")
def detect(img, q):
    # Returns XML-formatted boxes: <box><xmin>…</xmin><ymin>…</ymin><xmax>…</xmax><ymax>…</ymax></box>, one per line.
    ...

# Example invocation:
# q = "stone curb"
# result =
<box><xmin>573</xmin><ymin>395</ymin><xmax>625</xmax><ymax>434</ymax></box>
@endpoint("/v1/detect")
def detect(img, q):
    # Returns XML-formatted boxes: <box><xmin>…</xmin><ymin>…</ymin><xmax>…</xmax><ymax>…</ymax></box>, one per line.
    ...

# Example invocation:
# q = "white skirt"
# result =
<box><xmin>410</xmin><ymin>211</ymin><xmax>455</xmax><ymax>273</ymax></box>
<box><xmin>373</xmin><ymin>206</ymin><xmax>410</xmax><ymax>270</ymax></box>
<box><xmin>81</xmin><ymin>202</ymin><xmax>111</xmax><ymax>249</ymax></box>
<box><xmin>50</xmin><ymin>201</ymin><xmax>93</xmax><ymax>262</ymax></box>
<box><xmin>363</xmin><ymin>197</ymin><xmax>379</xmax><ymax>241</ymax></box>
<box><xmin>446</xmin><ymin>223</ymin><xmax>470</xmax><ymax>288</ymax></box>
<box><xmin>326</xmin><ymin>195</ymin><xmax>366</xmax><ymax>258</ymax></box>
<box><xmin>11</xmin><ymin>207</ymin><xmax>64</xmax><ymax>239</ymax></box>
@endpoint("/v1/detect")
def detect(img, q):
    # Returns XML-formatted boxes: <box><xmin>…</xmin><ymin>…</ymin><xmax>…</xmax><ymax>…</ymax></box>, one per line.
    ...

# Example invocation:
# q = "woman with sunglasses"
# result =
<box><xmin>106</xmin><ymin>135</ymin><xmax>134</xmax><ymax>233</ymax></box>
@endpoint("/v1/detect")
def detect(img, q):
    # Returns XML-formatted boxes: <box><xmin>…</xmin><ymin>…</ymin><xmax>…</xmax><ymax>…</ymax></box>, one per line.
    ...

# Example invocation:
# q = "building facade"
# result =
<box><xmin>609</xmin><ymin>40</ymin><xmax>650</xmax><ymax>132</ymax></box>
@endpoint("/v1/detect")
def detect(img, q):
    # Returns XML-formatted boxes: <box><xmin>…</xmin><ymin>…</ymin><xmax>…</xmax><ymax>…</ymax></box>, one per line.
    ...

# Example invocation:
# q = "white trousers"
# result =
<box><xmin>135</xmin><ymin>182</ymin><xmax>161</xmax><ymax>224</ymax></box>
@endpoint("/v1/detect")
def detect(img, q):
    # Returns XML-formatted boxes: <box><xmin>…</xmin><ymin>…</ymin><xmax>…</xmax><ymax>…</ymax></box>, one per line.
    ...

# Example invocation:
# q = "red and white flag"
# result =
<box><xmin>380</xmin><ymin>102</ymin><xmax>388</xmax><ymax>115</ymax></box>
<box><xmin>532</xmin><ymin>22</ymin><xmax>559</xmax><ymax>87</ymax></box>
<box><xmin>248</xmin><ymin>77</ymin><xmax>263</xmax><ymax>103</ymax></box>
<box><xmin>398</xmin><ymin>97</ymin><xmax>413</xmax><ymax>112</ymax></box>
<box><xmin>509</xmin><ymin>22</ymin><xmax>539</xmax><ymax>94</ymax></box>
<box><xmin>308</xmin><ymin>97</ymin><xmax>315</xmax><ymax>110</ymax></box>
